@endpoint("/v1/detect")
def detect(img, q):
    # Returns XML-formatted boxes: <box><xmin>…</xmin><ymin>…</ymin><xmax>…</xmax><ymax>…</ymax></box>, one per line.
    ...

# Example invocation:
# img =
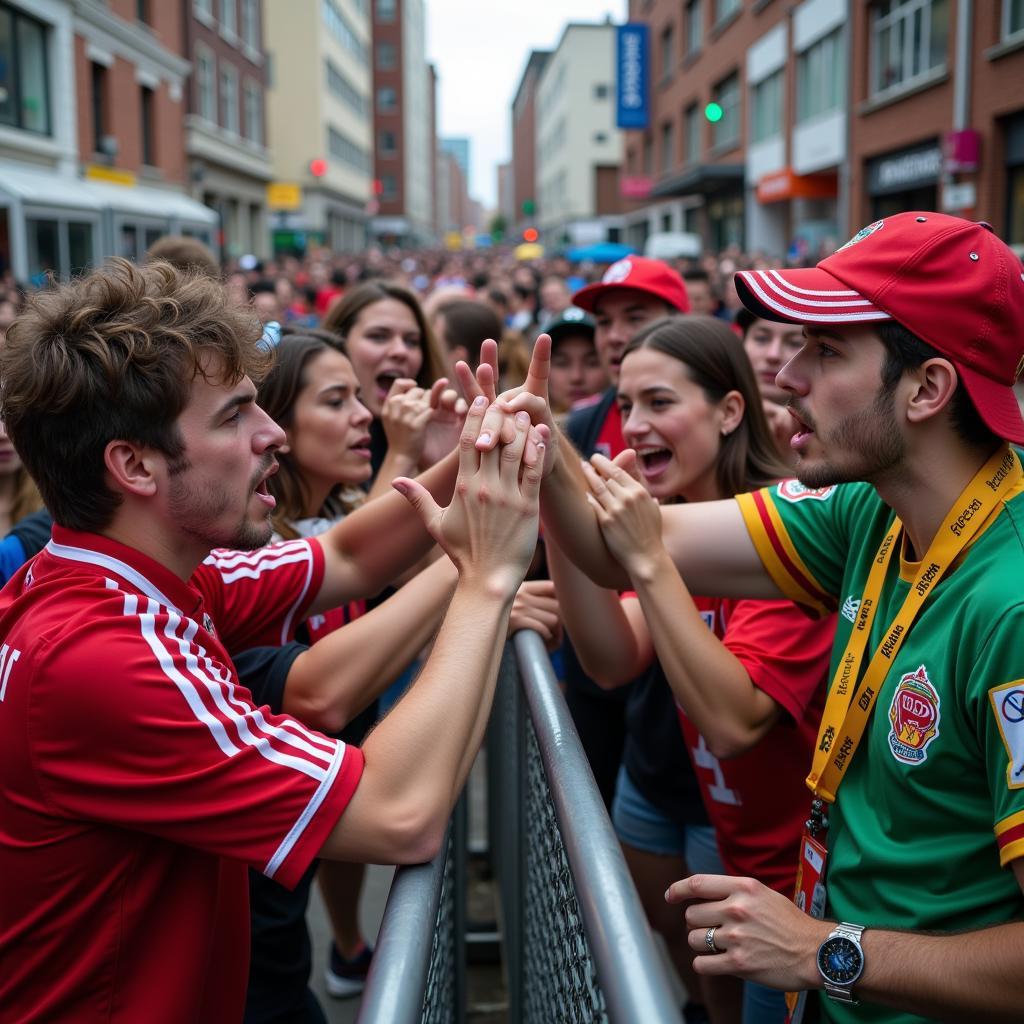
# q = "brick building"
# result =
<box><xmin>510</xmin><ymin>49</ymin><xmax>548</xmax><ymax>238</ymax></box>
<box><xmin>622</xmin><ymin>0</ymin><xmax>1024</xmax><ymax>259</ymax></box>
<box><xmin>185</xmin><ymin>0</ymin><xmax>272</xmax><ymax>260</ymax></box>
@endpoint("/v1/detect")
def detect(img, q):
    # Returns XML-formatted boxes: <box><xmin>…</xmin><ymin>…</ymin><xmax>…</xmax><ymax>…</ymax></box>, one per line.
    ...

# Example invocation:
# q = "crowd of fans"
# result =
<box><xmin>2</xmin><ymin>215</ymin><xmax>1024</xmax><ymax>1024</ymax></box>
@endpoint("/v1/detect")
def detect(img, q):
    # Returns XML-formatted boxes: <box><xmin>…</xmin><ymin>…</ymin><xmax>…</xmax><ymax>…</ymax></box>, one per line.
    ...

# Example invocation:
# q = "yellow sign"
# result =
<box><xmin>84</xmin><ymin>164</ymin><xmax>136</xmax><ymax>187</ymax></box>
<box><xmin>266</xmin><ymin>182</ymin><xmax>302</xmax><ymax>210</ymax></box>
<box><xmin>444</xmin><ymin>231</ymin><xmax>463</xmax><ymax>251</ymax></box>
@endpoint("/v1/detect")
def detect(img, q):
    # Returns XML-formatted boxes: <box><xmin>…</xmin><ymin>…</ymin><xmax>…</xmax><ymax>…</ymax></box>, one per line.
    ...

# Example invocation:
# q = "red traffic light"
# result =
<box><xmin>309</xmin><ymin>158</ymin><xmax>328</xmax><ymax>177</ymax></box>
<box><xmin>523</xmin><ymin>228</ymin><xmax>539</xmax><ymax>242</ymax></box>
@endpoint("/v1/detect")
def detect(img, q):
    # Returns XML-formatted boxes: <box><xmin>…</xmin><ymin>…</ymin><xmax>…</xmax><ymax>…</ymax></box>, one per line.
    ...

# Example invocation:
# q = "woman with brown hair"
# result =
<box><xmin>548</xmin><ymin>316</ymin><xmax>835</xmax><ymax>1024</ymax></box>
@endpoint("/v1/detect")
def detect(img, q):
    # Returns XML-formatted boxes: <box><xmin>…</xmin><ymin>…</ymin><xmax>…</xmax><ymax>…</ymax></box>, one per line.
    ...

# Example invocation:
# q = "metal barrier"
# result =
<box><xmin>358</xmin><ymin>631</ymin><xmax>682</xmax><ymax>1023</ymax></box>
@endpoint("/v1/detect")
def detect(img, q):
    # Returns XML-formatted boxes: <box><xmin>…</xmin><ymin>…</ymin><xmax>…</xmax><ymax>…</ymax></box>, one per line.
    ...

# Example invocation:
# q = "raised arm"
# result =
<box><xmin>584</xmin><ymin>463</ymin><xmax>779</xmax><ymax>757</ymax></box>
<box><xmin>319</xmin><ymin>399</ymin><xmax>544</xmax><ymax>865</ymax></box>
<box><xmin>281</xmin><ymin>554</ymin><xmax>458</xmax><ymax>734</ymax></box>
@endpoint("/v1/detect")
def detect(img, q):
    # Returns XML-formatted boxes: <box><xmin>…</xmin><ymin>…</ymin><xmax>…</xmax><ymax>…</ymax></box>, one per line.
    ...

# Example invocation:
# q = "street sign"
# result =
<box><xmin>84</xmin><ymin>164</ymin><xmax>136</xmax><ymax>187</ymax></box>
<box><xmin>942</xmin><ymin>181</ymin><xmax>976</xmax><ymax>212</ymax></box>
<box><xmin>266</xmin><ymin>182</ymin><xmax>302</xmax><ymax>210</ymax></box>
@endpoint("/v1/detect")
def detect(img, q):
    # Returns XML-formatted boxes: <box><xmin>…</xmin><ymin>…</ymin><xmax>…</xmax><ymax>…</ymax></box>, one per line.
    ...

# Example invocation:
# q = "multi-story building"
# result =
<box><xmin>0</xmin><ymin>0</ymin><xmax>216</xmax><ymax>283</ymax></box>
<box><xmin>263</xmin><ymin>0</ymin><xmax>372</xmax><ymax>254</ymax></box>
<box><xmin>622</xmin><ymin>0</ymin><xmax>1024</xmax><ymax>259</ymax></box>
<box><xmin>535</xmin><ymin>23</ymin><xmax>623</xmax><ymax>248</ymax></box>
<box><xmin>370</xmin><ymin>0</ymin><xmax>433</xmax><ymax>245</ymax></box>
<box><xmin>510</xmin><ymin>49</ymin><xmax>548</xmax><ymax>237</ymax></box>
<box><xmin>185</xmin><ymin>0</ymin><xmax>272</xmax><ymax>260</ymax></box>
<box><xmin>440</xmin><ymin>137</ymin><xmax>470</xmax><ymax>185</ymax></box>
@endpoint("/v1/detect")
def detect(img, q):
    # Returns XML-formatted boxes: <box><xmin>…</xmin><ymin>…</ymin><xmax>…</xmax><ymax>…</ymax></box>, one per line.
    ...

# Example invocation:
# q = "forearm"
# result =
<box><xmin>282</xmin><ymin>556</ymin><xmax>459</xmax><ymax>732</ymax></box>
<box><xmin>323</xmin><ymin>583</ymin><xmax>512</xmax><ymax>864</ymax></box>
<box><xmin>539</xmin><ymin>434</ymin><xmax>631</xmax><ymax>590</ymax></box>
<box><xmin>546</xmin><ymin>538</ymin><xmax>647</xmax><ymax>686</ymax></box>
<box><xmin>631</xmin><ymin>552</ymin><xmax>777</xmax><ymax>757</ymax></box>
<box><xmin>312</xmin><ymin>448</ymin><xmax>459</xmax><ymax>613</ymax></box>
<box><xmin>365</xmin><ymin>448</ymin><xmax>419</xmax><ymax>503</ymax></box>
<box><xmin>829</xmin><ymin>922</ymin><xmax>1024</xmax><ymax>1022</ymax></box>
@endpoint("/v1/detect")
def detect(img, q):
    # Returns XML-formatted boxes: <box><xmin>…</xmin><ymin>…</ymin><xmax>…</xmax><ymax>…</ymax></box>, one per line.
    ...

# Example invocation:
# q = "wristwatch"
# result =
<box><xmin>816</xmin><ymin>922</ymin><xmax>865</xmax><ymax>1003</ymax></box>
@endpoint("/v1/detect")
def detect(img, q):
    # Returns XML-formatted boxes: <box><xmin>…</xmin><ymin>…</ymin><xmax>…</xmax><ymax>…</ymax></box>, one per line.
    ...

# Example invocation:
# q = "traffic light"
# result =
<box><xmin>521</xmin><ymin>198</ymin><xmax>535</xmax><ymax>216</ymax></box>
<box><xmin>523</xmin><ymin>228</ymin><xmax>539</xmax><ymax>243</ymax></box>
<box><xmin>309</xmin><ymin>158</ymin><xmax>328</xmax><ymax>177</ymax></box>
<box><xmin>704</xmin><ymin>102</ymin><xmax>723</xmax><ymax>124</ymax></box>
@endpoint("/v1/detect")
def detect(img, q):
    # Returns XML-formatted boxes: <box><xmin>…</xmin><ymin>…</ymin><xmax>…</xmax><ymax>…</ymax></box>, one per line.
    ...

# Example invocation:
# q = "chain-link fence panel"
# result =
<box><xmin>421</xmin><ymin>830</ymin><xmax>456</xmax><ymax>1023</ymax></box>
<box><xmin>523</xmin><ymin>721</ymin><xmax>608</xmax><ymax>1023</ymax></box>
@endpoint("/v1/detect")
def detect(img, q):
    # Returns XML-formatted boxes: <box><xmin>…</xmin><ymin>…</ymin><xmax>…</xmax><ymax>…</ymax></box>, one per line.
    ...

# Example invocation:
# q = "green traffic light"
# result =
<box><xmin>704</xmin><ymin>102</ymin><xmax>723</xmax><ymax>123</ymax></box>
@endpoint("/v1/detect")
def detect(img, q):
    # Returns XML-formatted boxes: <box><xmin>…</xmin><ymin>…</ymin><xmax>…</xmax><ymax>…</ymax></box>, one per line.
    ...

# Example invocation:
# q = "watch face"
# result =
<box><xmin>817</xmin><ymin>936</ymin><xmax>864</xmax><ymax>985</ymax></box>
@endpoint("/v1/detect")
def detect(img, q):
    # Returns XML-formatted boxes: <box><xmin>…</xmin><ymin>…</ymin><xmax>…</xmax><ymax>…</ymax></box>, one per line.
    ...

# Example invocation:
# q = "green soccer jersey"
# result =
<box><xmin>736</xmin><ymin>472</ymin><xmax>1024</xmax><ymax>1024</ymax></box>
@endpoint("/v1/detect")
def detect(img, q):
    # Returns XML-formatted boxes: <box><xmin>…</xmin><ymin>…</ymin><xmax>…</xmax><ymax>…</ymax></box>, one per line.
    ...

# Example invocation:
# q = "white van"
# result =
<box><xmin>644</xmin><ymin>232</ymin><xmax>702</xmax><ymax>261</ymax></box>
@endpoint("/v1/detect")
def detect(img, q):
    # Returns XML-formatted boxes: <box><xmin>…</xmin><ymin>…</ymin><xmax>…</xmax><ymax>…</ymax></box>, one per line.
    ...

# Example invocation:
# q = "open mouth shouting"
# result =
<box><xmin>635</xmin><ymin>445</ymin><xmax>673</xmax><ymax>480</ymax></box>
<box><xmin>787</xmin><ymin>402</ymin><xmax>816</xmax><ymax>451</ymax></box>
<box><xmin>251</xmin><ymin>459</ymin><xmax>279</xmax><ymax>510</ymax></box>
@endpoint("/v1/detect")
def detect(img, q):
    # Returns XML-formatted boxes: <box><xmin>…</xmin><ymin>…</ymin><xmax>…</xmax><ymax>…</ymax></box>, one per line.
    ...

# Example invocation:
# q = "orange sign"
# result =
<box><xmin>756</xmin><ymin>169</ymin><xmax>838</xmax><ymax>204</ymax></box>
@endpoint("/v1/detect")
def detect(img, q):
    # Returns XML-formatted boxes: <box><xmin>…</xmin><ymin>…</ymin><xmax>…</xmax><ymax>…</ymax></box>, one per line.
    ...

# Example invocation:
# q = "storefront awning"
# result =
<box><xmin>0</xmin><ymin>163</ymin><xmax>217</xmax><ymax>225</ymax></box>
<box><xmin>649</xmin><ymin>164</ymin><xmax>744</xmax><ymax>199</ymax></box>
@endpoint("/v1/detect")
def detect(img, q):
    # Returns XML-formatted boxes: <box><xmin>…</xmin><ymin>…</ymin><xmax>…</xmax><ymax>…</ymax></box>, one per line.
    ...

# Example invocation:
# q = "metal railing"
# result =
<box><xmin>358</xmin><ymin>631</ymin><xmax>682</xmax><ymax>1023</ymax></box>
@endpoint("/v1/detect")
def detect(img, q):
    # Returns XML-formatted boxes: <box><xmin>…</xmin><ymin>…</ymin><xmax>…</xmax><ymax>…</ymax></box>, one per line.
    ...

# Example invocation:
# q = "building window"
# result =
<box><xmin>27</xmin><ymin>218</ymin><xmax>95</xmax><ymax>281</ymax></box>
<box><xmin>220</xmin><ymin>0</ymin><xmax>237</xmax><ymax>37</ymax></box>
<box><xmin>328</xmin><ymin>125</ymin><xmax>370</xmax><ymax>173</ymax></box>
<box><xmin>140</xmin><ymin>85</ymin><xmax>156</xmax><ymax>165</ymax></box>
<box><xmin>91</xmin><ymin>62</ymin><xmax>107</xmax><ymax>153</ymax></box>
<box><xmin>194</xmin><ymin>0</ymin><xmax>213</xmax><ymax>19</ymax></box>
<box><xmin>379</xmin><ymin>129</ymin><xmax>397</xmax><ymax>154</ymax></box>
<box><xmin>870</xmin><ymin>0</ymin><xmax>949</xmax><ymax>97</ymax></box>
<box><xmin>712</xmin><ymin>71</ymin><xmax>740</xmax><ymax>149</ymax></box>
<box><xmin>797</xmin><ymin>29</ymin><xmax>844</xmax><ymax>122</ymax></box>
<box><xmin>686</xmin><ymin>0</ymin><xmax>703</xmax><ymax>56</ymax></box>
<box><xmin>594</xmin><ymin>83</ymin><xmax>609</xmax><ymax>99</ymax></box>
<box><xmin>685</xmin><ymin>102</ymin><xmax>700</xmax><ymax>163</ymax></box>
<box><xmin>660</xmin><ymin>120</ymin><xmax>675</xmax><ymax>173</ymax></box>
<box><xmin>136</xmin><ymin>0</ymin><xmax>150</xmax><ymax>24</ymax></box>
<box><xmin>196</xmin><ymin>44</ymin><xmax>216</xmax><ymax>122</ymax></box>
<box><xmin>594</xmin><ymin>131</ymin><xmax>608</xmax><ymax>143</ymax></box>
<box><xmin>377</xmin><ymin>42</ymin><xmax>396</xmax><ymax>69</ymax></box>
<box><xmin>241</xmin><ymin>0</ymin><xmax>259</xmax><ymax>50</ymax></box>
<box><xmin>0</xmin><ymin>5</ymin><xmax>50</xmax><ymax>135</ymax></box>
<box><xmin>660</xmin><ymin>24</ymin><xmax>674</xmax><ymax>81</ymax></box>
<box><xmin>380</xmin><ymin>173</ymin><xmax>397</xmax><ymax>199</ymax></box>
<box><xmin>1004</xmin><ymin>0</ymin><xmax>1024</xmax><ymax>39</ymax></box>
<box><xmin>376</xmin><ymin>0</ymin><xmax>396</xmax><ymax>22</ymax></box>
<box><xmin>243</xmin><ymin>79</ymin><xmax>262</xmax><ymax>144</ymax></box>
<box><xmin>714</xmin><ymin>0</ymin><xmax>741</xmax><ymax>25</ymax></box>
<box><xmin>377</xmin><ymin>86</ymin><xmax>397</xmax><ymax>112</ymax></box>
<box><xmin>220</xmin><ymin>63</ymin><xmax>239</xmax><ymax>132</ymax></box>
<box><xmin>643</xmin><ymin>135</ymin><xmax>653</xmax><ymax>176</ymax></box>
<box><xmin>322</xmin><ymin>0</ymin><xmax>368</xmax><ymax>65</ymax></box>
<box><xmin>326</xmin><ymin>59</ymin><xmax>369</xmax><ymax>118</ymax></box>
<box><xmin>751</xmin><ymin>68</ymin><xmax>783</xmax><ymax>142</ymax></box>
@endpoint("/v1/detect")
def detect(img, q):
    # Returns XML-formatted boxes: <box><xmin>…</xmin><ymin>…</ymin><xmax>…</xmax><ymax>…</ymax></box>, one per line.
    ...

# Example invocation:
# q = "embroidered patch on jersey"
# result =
<box><xmin>836</xmin><ymin>219</ymin><xmax>884</xmax><ymax>252</ymax></box>
<box><xmin>202</xmin><ymin>612</ymin><xmax>216</xmax><ymax>636</ymax></box>
<box><xmin>776</xmin><ymin>480</ymin><xmax>836</xmax><ymax>503</ymax></box>
<box><xmin>887</xmin><ymin>665</ymin><xmax>940</xmax><ymax>765</ymax></box>
<box><xmin>989</xmin><ymin>680</ymin><xmax>1024</xmax><ymax>791</ymax></box>
<box><xmin>840</xmin><ymin>596</ymin><xmax>861</xmax><ymax>624</ymax></box>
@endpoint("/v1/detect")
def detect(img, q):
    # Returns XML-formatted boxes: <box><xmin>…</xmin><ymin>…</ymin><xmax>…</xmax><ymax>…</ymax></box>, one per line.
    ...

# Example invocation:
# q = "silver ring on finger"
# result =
<box><xmin>705</xmin><ymin>926</ymin><xmax>721</xmax><ymax>954</ymax></box>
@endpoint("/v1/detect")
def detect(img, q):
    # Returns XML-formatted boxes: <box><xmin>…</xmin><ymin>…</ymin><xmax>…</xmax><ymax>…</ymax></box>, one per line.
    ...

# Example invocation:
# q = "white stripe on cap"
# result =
<box><xmin>740</xmin><ymin>271</ymin><xmax>891</xmax><ymax>323</ymax></box>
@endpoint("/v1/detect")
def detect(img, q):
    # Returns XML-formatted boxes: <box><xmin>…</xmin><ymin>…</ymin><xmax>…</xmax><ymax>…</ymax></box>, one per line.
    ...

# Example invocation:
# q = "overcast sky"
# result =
<box><xmin>426</xmin><ymin>0</ymin><xmax>626</xmax><ymax>209</ymax></box>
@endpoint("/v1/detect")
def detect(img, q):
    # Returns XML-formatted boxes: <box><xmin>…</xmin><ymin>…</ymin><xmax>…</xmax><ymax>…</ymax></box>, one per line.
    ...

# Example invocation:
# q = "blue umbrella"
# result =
<box><xmin>565</xmin><ymin>241</ymin><xmax>637</xmax><ymax>263</ymax></box>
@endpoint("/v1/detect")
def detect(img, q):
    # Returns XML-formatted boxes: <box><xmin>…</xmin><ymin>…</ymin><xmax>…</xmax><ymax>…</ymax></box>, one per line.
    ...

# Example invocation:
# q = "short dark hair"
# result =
<box><xmin>682</xmin><ymin>269</ymin><xmax>711</xmax><ymax>284</ymax></box>
<box><xmin>143</xmin><ymin>235</ymin><xmax>220</xmax><ymax>279</ymax></box>
<box><xmin>0</xmin><ymin>259</ymin><xmax>267</xmax><ymax>532</ymax></box>
<box><xmin>876</xmin><ymin>321</ymin><xmax>997</xmax><ymax>451</ymax></box>
<box><xmin>435</xmin><ymin>299</ymin><xmax>503</xmax><ymax>369</ymax></box>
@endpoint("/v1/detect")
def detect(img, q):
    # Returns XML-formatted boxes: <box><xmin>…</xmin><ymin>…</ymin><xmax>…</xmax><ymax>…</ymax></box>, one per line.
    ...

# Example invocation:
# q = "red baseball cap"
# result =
<box><xmin>734</xmin><ymin>212</ymin><xmax>1024</xmax><ymax>443</ymax></box>
<box><xmin>572</xmin><ymin>256</ymin><xmax>690</xmax><ymax>315</ymax></box>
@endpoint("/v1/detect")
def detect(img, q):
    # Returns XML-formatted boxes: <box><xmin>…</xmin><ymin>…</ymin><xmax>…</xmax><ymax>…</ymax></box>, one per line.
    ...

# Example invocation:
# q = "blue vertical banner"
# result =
<box><xmin>616</xmin><ymin>23</ymin><xmax>649</xmax><ymax>130</ymax></box>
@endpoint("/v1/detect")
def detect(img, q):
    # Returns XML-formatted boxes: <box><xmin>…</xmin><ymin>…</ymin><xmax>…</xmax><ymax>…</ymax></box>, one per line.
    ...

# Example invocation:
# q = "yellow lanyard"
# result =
<box><xmin>807</xmin><ymin>445</ymin><xmax>1021</xmax><ymax>804</ymax></box>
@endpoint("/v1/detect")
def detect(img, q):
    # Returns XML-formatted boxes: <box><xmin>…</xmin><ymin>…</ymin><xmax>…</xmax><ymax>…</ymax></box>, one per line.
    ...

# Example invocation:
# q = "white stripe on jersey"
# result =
<box><xmin>205</xmin><ymin>540</ymin><xmax>310</xmax><ymax>571</ymax></box>
<box><xmin>51</xmin><ymin>541</ymin><xmax>180</xmax><ymax>611</ymax></box>
<box><xmin>213</xmin><ymin>549</ymin><xmax>312</xmax><ymax>584</ymax></box>
<box><xmin>265</xmin><ymin>742</ymin><xmax>345</xmax><ymax>880</ymax></box>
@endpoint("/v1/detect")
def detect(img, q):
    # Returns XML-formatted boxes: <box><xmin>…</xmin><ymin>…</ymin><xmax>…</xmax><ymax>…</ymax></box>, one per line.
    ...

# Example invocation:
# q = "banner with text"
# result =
<box><xmin>616</xmin><ymin>24</ymin><xmax>649</xmax><ymax>130</ymax></box>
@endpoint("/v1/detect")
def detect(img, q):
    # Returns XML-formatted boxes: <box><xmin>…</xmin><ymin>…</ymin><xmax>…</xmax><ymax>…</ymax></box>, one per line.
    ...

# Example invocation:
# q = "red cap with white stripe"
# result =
<box><xmin>734</xmin><ymin>212</ymin><xmax>1024</xmax><ymax>443</ymax></box>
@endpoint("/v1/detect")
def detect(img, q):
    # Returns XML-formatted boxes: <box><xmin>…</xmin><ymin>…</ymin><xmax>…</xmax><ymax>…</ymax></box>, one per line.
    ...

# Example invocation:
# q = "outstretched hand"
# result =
<box><xmin>392</xmin><ymin>394</ymin><xmax>545</xmax><ymax>599</ymax></box>
<box><xmin>581</xmin><ymin>451</ymin><xmax>664</xmax><ymax>577</ymax></box>
<box><xmin>470</xmin><ymin>335</ymin><xmax>559</xmax><ymax>477</ymax></box>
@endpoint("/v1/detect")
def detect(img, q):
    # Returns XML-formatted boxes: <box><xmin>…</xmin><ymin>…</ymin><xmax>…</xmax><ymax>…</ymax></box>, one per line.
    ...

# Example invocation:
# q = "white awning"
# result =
<box><xmin>0</xmin><ymin>163</ymin><xmax>217</xmax><ymax>225</ymax></box>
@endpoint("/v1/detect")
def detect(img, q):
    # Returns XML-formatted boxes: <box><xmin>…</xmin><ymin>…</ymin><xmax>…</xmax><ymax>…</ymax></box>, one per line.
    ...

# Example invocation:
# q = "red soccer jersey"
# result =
<box><xmin>680</xmin><ymin>597</ymin><xmax>832</xmax><ymax>893</ymax></box>
<box><xmin>0</xmin><ymin>526</ymin><xmax>364</xmax><ymax>1023</ymax></box>
<box><xmin>594</xmin><ymin>403</ymin><xmax>626</xmax><ymax>459</ymax></box>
